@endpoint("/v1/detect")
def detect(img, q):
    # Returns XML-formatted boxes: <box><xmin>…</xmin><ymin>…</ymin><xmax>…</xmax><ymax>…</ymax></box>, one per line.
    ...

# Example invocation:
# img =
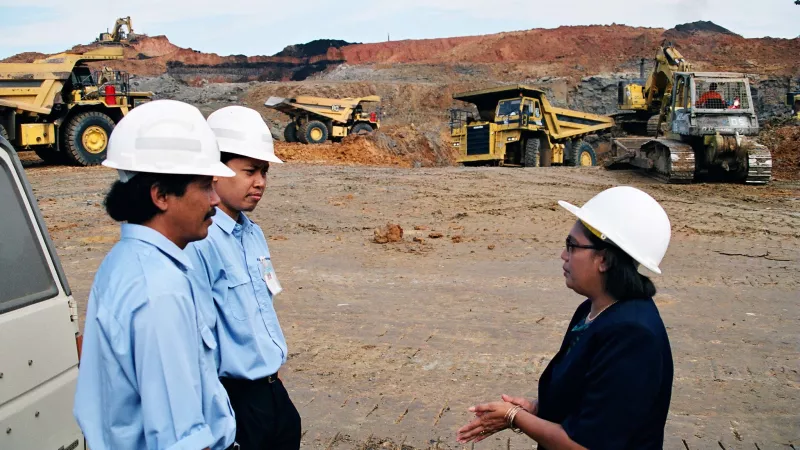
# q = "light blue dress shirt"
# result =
<box><xmin>73</xmin><ymin>224</ymin><xmax>236</xmax><ymax>450</ymax></box>
<box><xmin>187</xmin><ymin>208</ymin><xmax>287</xmax><ymax>380</ymax></box>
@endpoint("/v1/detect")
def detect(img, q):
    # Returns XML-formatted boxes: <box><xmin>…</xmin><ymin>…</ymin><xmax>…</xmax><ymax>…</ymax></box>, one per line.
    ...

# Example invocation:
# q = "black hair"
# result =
<box><xmin>579</xmin><ymin>222</ymin><xmax>657</xmax><ymax>301</ymax></box>
<box><xmin>220</xmin><ymin>151</ymin><xmax>270</xmax><ymax>170</ymax></box>
<box><xmin>220</xmin><ymin>151</ymin><xmax>240</xmax><ymax>165</ymax></box>
<box><xmin>709</xmin><ymin>82</ymin><xmax>718</xmax><ymax>91</ymax></box>
<box><xmin>104</xmin><ymin>172</ymin><xmax>199</xmax><ymax>224</ymax></box>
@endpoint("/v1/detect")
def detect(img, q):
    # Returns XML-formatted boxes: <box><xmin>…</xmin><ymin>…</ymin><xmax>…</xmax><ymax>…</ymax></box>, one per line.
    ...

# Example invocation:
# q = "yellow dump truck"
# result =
<box><xmin>450</xmin><ymin>85</ymin><xmax>614</xmax><ymax>167</ymax></box>
<box><xmin>265</xmin><ymin>95</ymin><xmax>380</xmax><ymax>144</ymax></box>
<box><xmin>0</xmin><ymin>47</ymin><xmax>152</xmax><ymax>166</ymax></box>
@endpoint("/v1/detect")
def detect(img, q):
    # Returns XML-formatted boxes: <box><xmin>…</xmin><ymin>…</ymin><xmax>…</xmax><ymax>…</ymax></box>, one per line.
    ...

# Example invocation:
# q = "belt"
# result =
<box><xmin>220</xmin><ymin>372</ymin><xmax>279</xmax><ymax>388</ymax></box>
<box><xmin>226</xmin><ymin>443</ymin><xmax>240</xmax><ymax>450</ymax></box>
<box><xmin>219</xmin><ymin>372</ymin><xmax>280</xmax><ymax>395</ymax></box>
<box><xmin>260</xmin><ymin>372</ymin><xmax>279</xmax><ymax>384</ymax></box>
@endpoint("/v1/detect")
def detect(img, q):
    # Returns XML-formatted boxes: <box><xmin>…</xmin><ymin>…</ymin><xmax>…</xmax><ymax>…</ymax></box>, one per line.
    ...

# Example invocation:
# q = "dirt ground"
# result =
<box><xmin>21</xmin><ymin>153</ymin><xmax>799</xmax><ymax>449</ymax></box>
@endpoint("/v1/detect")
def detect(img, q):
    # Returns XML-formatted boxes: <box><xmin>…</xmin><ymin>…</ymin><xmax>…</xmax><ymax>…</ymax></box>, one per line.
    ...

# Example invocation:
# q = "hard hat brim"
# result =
<box><xmin>558</xmin><ymin>200</ymin><xmax>663</xmax><ymax>275</ymax></box>
<box><xmin>263</xmin><ymin>153</ymin><xmax>284</xmax><ymax>164</ymax></box>
<box><xmin>102</xmin><ymin>160</ymin><xmax>236</xmax><ymax>178</ymax></box>
<box><xmin>215</xmin><ymin>145</ymin><xmax>284</xmax><ymax>164</ymax></box>
<box><xmin>196</xmin><ymin>161</ymin><xmax>237</xmax><ymax>177</ymax></box>
<box><xmin>251</xmin><ymin>152</ymin><xmax>283</xmax><ymax>164</ymax></box>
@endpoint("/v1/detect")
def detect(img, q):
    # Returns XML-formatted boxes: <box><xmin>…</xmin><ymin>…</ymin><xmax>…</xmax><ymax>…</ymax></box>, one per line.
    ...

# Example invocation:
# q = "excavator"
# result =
<box><xmin>96</xmin><ymin>17</ymin><xmax>137</xmax><ymax>44</ymax></box>
<box><xmin>613</xmin><ymin>41</ymin><xmax>690</xmax><ymax>135</ymax></box>
<box><xmin>788</xmin><ymin>79</ymin><xmax>800</xmax><ymax>121</ymax></box>
<box><xmin>789</xmin><ymin>91</ymin><xmax>800</xmax><ymax>121</ymax></box>
<box><xmin>607</xmin><ymin>41</ymin><xmax>772</xmax><ymax>184</ymax></box>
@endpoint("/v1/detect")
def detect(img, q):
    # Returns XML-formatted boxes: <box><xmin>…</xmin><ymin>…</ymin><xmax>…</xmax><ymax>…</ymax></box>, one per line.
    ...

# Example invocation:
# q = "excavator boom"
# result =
<box><xmin>97</xmin><ymin>16</ymin><xmax>136</xmax><ymax>43</ymax></box>
<box><xmin>111</xmin><ymin>17</ymin><xmax>134</xmax><ymax>40</ymax></box>
<box><xmin>614</xmin><ymin>41</ymin><xmax>693</xmax><ymax>135</ymax></box>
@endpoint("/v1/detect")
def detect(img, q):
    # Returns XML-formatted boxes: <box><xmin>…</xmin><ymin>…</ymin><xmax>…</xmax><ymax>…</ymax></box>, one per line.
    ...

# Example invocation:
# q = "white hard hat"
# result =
<box><xmin>558</xmin><ymin>186</ymin><xmax>671</xmax><ymax>274</ymax></box>
<box><xmin>207</xmin><ymin>106</ymin><xmax>283</xmax><ymax>164</ymax></box>
<box><xmin>102</xmin><ymin>99</ymin><xmax>235</xmax><ymax>179</ymax></box>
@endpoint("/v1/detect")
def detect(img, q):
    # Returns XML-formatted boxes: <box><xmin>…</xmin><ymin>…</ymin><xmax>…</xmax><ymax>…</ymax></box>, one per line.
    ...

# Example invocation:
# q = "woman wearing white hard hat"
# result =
<box><xmin>186</xmin><ymin>106</ymin><xmax>301</xmax><ymax>450</ymax></box>
<box><xmin>74</xmin><ymin>100</ymin><xmax>240</xmax><ymax>450</ymax></box>
<box><xmin>458</xmin><ymin>186</ymin><xmax>674</xmax><ymax>449</ymax></box>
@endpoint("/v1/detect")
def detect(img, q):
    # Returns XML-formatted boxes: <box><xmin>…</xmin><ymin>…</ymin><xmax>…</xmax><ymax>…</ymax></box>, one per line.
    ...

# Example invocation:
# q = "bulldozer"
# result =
<box><xmin>450</xmin><ymin>85</ymin><xmax>614</xmax><ymax>167</ymax></box>
<box><xmin>607</xmin><ymin>71</ymin><xmax>772</xmax><ymax>184</ymax></box>
<box><xmin>0</xmin><ymin>47</ymin><xmax>153</xmax><ymax>166</ymax></box>
<box><xmin>264</xmin><ymin>95</ymin><xmax>381</xmax><ymax>144</ymax></box>
<box><xmin>96</xmin><ymin>16</ymin><xmax>137</xmax><ymax>44</ymax></box>
<box><xmin>613</xmin><ymin>41</ymin><xmax>691</xmax><ymax>135</ymax></box>
<box><xmin>607</xmin><ymin>41</ymin><xmax>772</xmax><ymax>184</ymax></box>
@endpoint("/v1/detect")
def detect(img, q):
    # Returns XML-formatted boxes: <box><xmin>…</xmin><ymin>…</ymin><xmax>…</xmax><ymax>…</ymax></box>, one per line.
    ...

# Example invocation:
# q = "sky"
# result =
<box><xmin>0</xmin><ymin>0</ymin><xmax>797</xmax><ymax>59</ymax></box>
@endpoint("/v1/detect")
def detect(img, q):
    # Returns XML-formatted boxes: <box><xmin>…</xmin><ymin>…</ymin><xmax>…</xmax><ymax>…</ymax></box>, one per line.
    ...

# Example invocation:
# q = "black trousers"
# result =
<box><xmin>220</xmin><ymin>375</ymin><xmax>302</xmax><ymax>450</ymax></box>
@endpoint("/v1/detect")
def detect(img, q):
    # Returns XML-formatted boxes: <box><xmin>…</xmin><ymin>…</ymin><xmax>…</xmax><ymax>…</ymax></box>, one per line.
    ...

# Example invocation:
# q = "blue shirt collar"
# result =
<box><xmin>212</xmin><ymin>207</ymin><xmax>252</xmax><ymax>235</ymax></box>
<box><xmin>120</xmin><ymin>223</ymin><xmax>193</xmax><ymax>270</ymax></box>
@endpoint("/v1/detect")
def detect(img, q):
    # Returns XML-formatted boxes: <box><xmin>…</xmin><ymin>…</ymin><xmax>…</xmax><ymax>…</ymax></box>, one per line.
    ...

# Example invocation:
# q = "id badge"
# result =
<box><xmin>258</xmin><ymin>257</ymin><xmax>283</xmax><ymax>295</ymax></box>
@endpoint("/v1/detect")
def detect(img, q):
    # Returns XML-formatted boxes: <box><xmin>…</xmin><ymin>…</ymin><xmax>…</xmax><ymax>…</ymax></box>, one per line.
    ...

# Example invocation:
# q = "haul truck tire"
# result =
<box><xmin>568</xmin><ymin>140</ymin><xmax>597</xmax><ymax>167</ymax></box>
<box><xmin>301</xmin><ymin>120</ymin><xmax>329</xmax><ymax>144</ymax></box>
<box><xmin>35</xmin><ymin>148</ymin><xmax>68</xmax><ymax>164</ymax></box>
<box><xmin>63</xmin><ymin>111</ymin><xmax>115</xmax><ymax>166</ymax></box>
<box><xmin>284</xmin><ymin>122</ymin><xmax>298</xmax><ymax>142</ymax></box>
<box><xmin>523</xmin><ymin>137</ymin><xmax>541</xmax><ymax>168</ymax></box>
<box><xmin>350</xmin><ymin>122</ymin><xmax>374</xmax><ymax>136</ymax></box>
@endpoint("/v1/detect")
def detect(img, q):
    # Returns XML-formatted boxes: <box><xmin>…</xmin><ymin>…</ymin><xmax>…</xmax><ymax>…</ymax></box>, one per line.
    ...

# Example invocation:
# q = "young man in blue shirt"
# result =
<box><xmin>74</xmin><ymin>100</ymin><xmax>238</xmax><ymax>450</ymax></box>
<box><xmin>187</xmin><ymin>106</ymin><xmax>300</xmax><ymax>449</ymax></box>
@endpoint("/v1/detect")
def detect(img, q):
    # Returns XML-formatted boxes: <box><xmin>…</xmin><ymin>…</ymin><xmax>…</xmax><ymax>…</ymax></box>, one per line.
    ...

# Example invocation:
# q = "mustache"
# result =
<box><xmin>204</xmin><ymin>208</ymin><xmax>216</xmax><ymax>221</ymax></box>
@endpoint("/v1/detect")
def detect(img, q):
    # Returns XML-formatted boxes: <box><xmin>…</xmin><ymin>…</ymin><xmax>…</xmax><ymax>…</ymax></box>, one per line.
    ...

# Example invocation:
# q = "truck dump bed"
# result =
<box><xmin>0</xmin><ymin>47</ymin><xmax>126</xmax><ymax>115</ymax></box>
<box><xmin>265</xmin><ymin>95</ymin><xmax>380</xmax><ymax>125</ymax></box>
<box><xmin>453</xmin><ymin>85</ymin><xmax>613</xmax><ymax>139</ymax></box>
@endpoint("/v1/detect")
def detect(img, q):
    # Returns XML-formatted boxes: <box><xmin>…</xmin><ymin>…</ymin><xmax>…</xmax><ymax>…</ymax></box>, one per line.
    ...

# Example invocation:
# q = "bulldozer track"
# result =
<box><xmin>646</xmin><ymin>114</ymin><xmax>660</xmax><ymax>136</ymax></box>
<box><xmin>745</xmin><ymin>144</ymin><xmax>772</xmax><ymax>185</ymax></box>
<box><xmin>643</xmin><ymin>139</ymin><xmax>695</xmax><ymax>184</ymax></box>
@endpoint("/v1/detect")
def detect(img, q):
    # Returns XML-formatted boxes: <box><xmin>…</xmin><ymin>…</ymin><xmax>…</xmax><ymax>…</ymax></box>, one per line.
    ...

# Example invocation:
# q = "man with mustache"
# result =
<box><xmin>187</xmin><ymin>106</ymin><xmax>299</xmax><ymax>449</ymax></box>
<box><xmin>74</xmin><ymin>100</ymin><xmax>238</xmax><ymax>450</ymax></box>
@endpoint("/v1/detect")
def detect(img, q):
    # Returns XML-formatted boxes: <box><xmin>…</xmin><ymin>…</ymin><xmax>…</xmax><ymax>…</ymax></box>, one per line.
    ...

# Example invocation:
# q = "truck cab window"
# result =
<box><xmin>497</xmin><ymin>99</ymin><xmax>521</xmax><ymax>117</ymax></box>
<box><xmin>0</xmin><ymin>153</ymin><xmax>58</xmax><ymax>313</ymax></box>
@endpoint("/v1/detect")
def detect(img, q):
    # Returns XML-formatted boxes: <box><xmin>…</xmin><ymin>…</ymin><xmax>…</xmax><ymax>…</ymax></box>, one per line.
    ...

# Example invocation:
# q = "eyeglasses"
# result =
<box><xmin>565</xmin><ymin>237</ymin><xmax>600</xmax><ymax>254</ymax></box>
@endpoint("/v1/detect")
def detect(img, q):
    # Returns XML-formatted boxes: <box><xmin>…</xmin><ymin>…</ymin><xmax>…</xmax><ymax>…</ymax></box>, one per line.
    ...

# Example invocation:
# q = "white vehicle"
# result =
<box><xmin>0</xmin><ymin>134</ymin><xmax>84</xmax><ymax>450</ymax></box>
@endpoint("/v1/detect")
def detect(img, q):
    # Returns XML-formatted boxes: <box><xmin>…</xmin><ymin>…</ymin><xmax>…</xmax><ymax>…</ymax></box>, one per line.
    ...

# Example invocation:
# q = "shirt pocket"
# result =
<box><xmin>223</xmin><ymin>267</ymin><xmax>251</xmax><ymax>321</ymax></box>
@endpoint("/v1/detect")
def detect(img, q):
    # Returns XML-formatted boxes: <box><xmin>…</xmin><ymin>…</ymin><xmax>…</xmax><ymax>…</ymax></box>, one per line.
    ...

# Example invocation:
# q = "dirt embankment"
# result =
<box><xmin>7</xmin><ymin>23</ymin><xmax>798</xmax><ymax>81</ymax></box>
<box><xmin>274</xmin><ymin>125</ymin><xmax>457</xmax><ymax>168</ymax></box>
<box><xmin>245</xmin><ymin>81</ymin><xmax>475</xmax><ymax>128</ymax></box>
<box><xmin>0</xmin><ymin>51</ymin><xmax>48</xmax><ymax>63</ymax></box>
<box><xmin>759</xmin><ymin>122</ymin><xmax>800</xmax><ymax>181</ymax></box>
<box><xmin>339</xmin><ymin>24</ymin><xmax>800</xmax><ymax>77</ymax></box>
<box><xmin>243</xmin><ymin>82</ymin><xmax>463</xmax><ymax>167</ymax></box>
<box><xmin>2</xmin><ymin>35</ymin><xmax>350</xmax><ymax>81</ymax></box>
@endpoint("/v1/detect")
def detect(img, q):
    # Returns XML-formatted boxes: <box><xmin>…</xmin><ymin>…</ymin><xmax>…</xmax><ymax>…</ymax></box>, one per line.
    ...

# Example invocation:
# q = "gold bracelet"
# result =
<box><xmin>506</xmin><ymin>406</ymin><xmax>522</xmax><ymax>428</ymax></box>
<box><xmin>508</xmin><ymin>407</ymin><xmax>524</xmax><ymax>433</ymax></box>
<box><xmin>504</xmin><ymin>405</ymin><xmax>519</xmax><ymax>424</ymax></box>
